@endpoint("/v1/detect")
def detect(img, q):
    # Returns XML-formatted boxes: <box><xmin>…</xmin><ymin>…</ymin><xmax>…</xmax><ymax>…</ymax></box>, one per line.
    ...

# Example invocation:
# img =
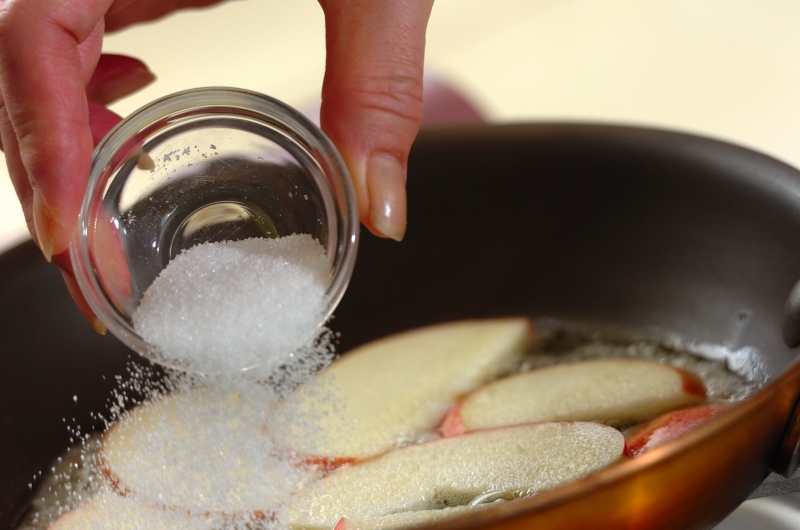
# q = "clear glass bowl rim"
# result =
<box><xmin>69</xmin><ymin>86</ymin><xmax>359</xmax><ymax>369</ymax></box>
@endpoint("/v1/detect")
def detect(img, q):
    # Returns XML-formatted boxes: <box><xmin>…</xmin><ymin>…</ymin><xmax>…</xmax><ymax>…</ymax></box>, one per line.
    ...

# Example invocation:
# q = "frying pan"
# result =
<box><xmin>3</xmin><ymin>123</ymin><xmax>800</xmax><ymax>529</ymax></box>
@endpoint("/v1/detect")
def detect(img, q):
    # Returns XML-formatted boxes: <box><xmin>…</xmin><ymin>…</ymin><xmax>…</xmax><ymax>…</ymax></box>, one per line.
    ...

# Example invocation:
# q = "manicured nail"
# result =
<box><xmin>367</xmin><ymin>153</ymin><xmax>407</xmax><ymax>241</ymax></box>
<box><xmin>92</xmin><ymin>317</ymin><xmax>108</xmax><ymax>336</ymax></box>
<box><xmin>135</xmin><ymin>149</ymin><xmax>155</xmax><ymax>170</ymax></box>
<box><xmin>32</xmin><ymin>189</ymin><xmax>55</xmax><ymax>262</ymax></box>
<box><xmin>91</xmin><ymin>67</ymin><xmax>155</xmax><ymax>105</ymax></box>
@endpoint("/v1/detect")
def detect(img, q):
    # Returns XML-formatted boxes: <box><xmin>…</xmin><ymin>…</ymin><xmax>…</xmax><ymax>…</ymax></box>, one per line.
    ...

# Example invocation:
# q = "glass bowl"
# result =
<box><xmin>69</xmin><ymin>87</ymin><xmax>359</xmax><ymax>372</ymax></box>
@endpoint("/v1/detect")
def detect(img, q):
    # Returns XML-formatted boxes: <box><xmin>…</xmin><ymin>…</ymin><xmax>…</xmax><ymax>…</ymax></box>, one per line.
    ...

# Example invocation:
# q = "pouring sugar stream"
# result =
<box><xmin>69</xmin><ymin>87</ymin><xmax>359</xmax><ymax>373</ymax></box>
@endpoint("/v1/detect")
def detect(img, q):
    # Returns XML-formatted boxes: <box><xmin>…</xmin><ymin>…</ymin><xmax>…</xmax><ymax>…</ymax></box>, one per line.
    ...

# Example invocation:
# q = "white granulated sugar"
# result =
<box><xmin>24</xmin><ymin>230</ymin><xmax>342</xmax><ymax>530</ymax></box>
<box><xmin>100</xmin><ymin>380</ymin><xmax>306</xmax><ymax>519</ymax></box>
<box><xmin>133</xmin><ymin>234</ymin><xmax>330</xmax><ymax>373</ymax></box>
<box><xmin>20</xmin><ymin>357</ymin><xmax>338</xmax><ymax>530</ymax></box>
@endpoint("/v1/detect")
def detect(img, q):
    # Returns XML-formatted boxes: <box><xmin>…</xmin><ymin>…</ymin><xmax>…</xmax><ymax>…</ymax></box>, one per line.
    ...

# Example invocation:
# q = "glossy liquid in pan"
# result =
<box><xmin>2</xmin><ymin>123</ymin><xmax>800</xmax><ymax>529</ymax></box>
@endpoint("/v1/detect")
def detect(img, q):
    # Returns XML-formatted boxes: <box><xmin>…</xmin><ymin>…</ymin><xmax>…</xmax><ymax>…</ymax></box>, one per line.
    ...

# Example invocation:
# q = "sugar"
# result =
<box><xmin>100</xmin><ymin>380</ymin><xmax>306</xmax><ymax>517</ymax></box>
<box><xmin>133</xmin><ymin>234</ymin><xmax>330</xmax><ymax>373</ymax></box>
<box><xmin>19</xmin><ymin>357</ymin><xmax>338</xmax><ymax>529</ymax></box>
<box><xmin>22</xmin><ymin>235</ymin><xmax>339</xmax><ymax>529</ymax></box>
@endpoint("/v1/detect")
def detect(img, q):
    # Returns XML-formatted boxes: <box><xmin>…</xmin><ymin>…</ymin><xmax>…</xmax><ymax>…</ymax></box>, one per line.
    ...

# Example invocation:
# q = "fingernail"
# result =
<box><xmin>91</xmin><ymin>67</ymin><xmax>155</xmax><ymax>105</ymax></box>
<box><xmin>135</xmin><ymin>148</ymin><xmax>155</xmax><ymax>170</ymax></box>
<box><xmin>367</xmin><ymin>154</ymin><xmax>407</xmax><ymax>241</ymax></box>
<box><xmin>32</xmin><ymin>189</ymin><xmax>55</xmax><ymax>262</ymax></box>
<box><xmin>92</xmin><ymin>317</ymin><xmax>108</xmax><ymax>336</ymax></box>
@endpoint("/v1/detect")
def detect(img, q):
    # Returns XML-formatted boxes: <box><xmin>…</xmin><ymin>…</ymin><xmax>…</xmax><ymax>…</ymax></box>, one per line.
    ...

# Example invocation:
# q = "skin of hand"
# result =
<box><xmin>0</xmin><ymin>0</ymin><xmax>432</xmax><ymax>330</ymax></box>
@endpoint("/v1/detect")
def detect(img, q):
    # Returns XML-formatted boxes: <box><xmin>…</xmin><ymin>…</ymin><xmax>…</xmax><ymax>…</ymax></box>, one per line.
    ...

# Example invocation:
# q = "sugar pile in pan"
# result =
<box><xmin>133</xmin><ymin>234</ymin><xmax>330</xmax><ymax>373</ymax></box>
<box><xmin>96</xmin><ymin>375</ymin><xmax>317</xmax><ymax>527</ymax></box>
<box><xmin>21</xmin><ymin>354</ymin><xmax>338</xmax><ymax>529</ymax></box>
<box><xmin>21</xmin><ymin>234</ymin><xmax>341</xmax><ymax>529</ymax></box>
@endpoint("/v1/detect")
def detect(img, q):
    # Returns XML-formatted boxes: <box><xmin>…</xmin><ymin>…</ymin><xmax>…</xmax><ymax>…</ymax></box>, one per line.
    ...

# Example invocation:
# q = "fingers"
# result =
<box><xmin>50</xmin><ymin>251</ymin><xmax>105</xmax><ymax>334</ymax></box>
<box><xmin>55</xmin><ymin>101</ymin><xmax>124</xmax><ymax>330</ymax></box>
<box><xmin>0</xmin><ymin>0</ymin><xmax>163</xmax><ymax>332</ymax></box>
<box><xmin>88</xmin><ymin>100</ymin><xmax>124</xmax><ymax>151</ymax></box>
<box><xmin>0</xmin><ymin>0</ymin><xmax>113</xmax><ymax>260</ymax></box>
<box><xmin>61</xmin><ymin>268</ymin><xmax>108</xmax><ymax>335</ymax></box>
<box><xmin>319</xmin><ymin>0</ymin><xmax>434</xmax><ymax>241</ymax></box>
<box><xmin>0</xmin><ymin>0</ymin><xmax>134</xmax><ymax>330</ymax></box>
<box><xmin>87</xmin><ymin>54</ymin><xmax>155</xmax><ymax>105</ymax></box>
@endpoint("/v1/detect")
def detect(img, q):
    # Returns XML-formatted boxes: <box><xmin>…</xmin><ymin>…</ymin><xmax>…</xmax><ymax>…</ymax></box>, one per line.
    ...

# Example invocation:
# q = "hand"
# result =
<box><xmin>0</xmin><ymin>0</ymin><xmax>433</xmax><ymax>329</ymax></box>
<box><xmin>318</xmin><ymin>0</ymin><xmax>433</xmax><ymax>241</ymax></box>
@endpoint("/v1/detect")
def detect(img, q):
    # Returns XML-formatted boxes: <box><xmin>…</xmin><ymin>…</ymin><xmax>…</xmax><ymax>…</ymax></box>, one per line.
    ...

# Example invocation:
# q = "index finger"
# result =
<box><xmin>319</xmin><ymin>0</ymin><xmax>434</xmax><ymax>242</ymax></box>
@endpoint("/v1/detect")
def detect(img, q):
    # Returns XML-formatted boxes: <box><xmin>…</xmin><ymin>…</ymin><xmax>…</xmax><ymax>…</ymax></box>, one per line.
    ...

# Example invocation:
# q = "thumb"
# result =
<box><xmin>319</xmin><ymin>0</ymin><xmax>434</xmax><ymax>241</ymax></box>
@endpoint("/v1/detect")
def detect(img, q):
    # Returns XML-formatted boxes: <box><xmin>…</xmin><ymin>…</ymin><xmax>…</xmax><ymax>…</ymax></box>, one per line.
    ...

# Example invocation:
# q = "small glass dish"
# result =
<box><xmin>69</xmin><ymin>87</ymin><xmax>359</xmax><ymax>372</ymax></box>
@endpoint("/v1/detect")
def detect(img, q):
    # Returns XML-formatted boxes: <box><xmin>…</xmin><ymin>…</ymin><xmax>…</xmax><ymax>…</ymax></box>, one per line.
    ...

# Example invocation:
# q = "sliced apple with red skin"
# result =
<box><xmin>286</xmin><ymin>422</ymin><xmax>626</xmax><ymax>529</ymax></box>
<box><xmin>100</xmin><ymin>382</ymin><xmax>306</xmax><ymax>517</ymax></box>
<box><xmin>99</xmin><ymin>319</ymin><xmax>529</xmax><ymax>517</ymax></box>
<box><xmin>626</xmin><ymin>404</ymin><xmax>728</xmax><ymax>455</ymax></box>
<box><xmin>441</xmin><ymin>359</ymin><xmax>706</xmax><ymax>436</ymax></box>
<box><xmin>280</xmin><ymin>318</ymin><xmax>531</xmax><ymax>462</ymax></box>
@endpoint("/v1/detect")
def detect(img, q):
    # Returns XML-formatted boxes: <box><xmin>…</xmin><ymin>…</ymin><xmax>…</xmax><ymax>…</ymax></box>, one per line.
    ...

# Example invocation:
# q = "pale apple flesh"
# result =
<box><xmin>441</xmin><ymin>358</ymin><xmax>706</xmax><ymax>436</ymax></box>
<box><xmin>99</xmin><ymin>383</ymin><xmax>306</xmax><ymax>518</ymax></box>
<box><xmin>47</xmin><ymin>492</ymin><xmax>206</xmax><ymax>530</ymax></box>
<box><xmin>287</xmin><ymin>422</ymin><xmax>627</xmax><ymax>529</ymax></box>
<box><xmin>626</xmin><ymin>404</ymin><xmax>728</xmax><ymax>455</ymax></box>
<box><xmin>98</xmin><ymin>319</ymin><xmax>532</xmax><ymax>517</ymax></box>
<box><xmin>279</xmin><ymin>318</ymin><xmax>532</xmax><ymax>462</ymax></box>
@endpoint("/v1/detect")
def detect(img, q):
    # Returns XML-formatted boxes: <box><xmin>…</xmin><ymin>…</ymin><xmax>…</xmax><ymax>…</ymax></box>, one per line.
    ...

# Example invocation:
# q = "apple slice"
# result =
<box><xmin>100</xmin><ymin>382</ymin><xmax>307</xmax><ymax>517</ymax></box>
<box><xmin>280</xmin><ymin>318</ymin><xmax>531</xmax><ymax>461</ymax></box>
<box><xmin>286</xmin><ymin>422</ymin><xmax>625</xmax><ymax>529</ymax></box>
<box><xmin>626</xmin><ymin>404</ymin><xmax>727</xmax><ymax>455</ymax></box>
<box><xmin>48</xmin><ymin>492</ymin><xmax>207</xmax><ymax>530</ymax></box>
<box><xmin>442</xmin><ymin>359</ymin><xmax>706</xmax><ymax>436</ymax></box>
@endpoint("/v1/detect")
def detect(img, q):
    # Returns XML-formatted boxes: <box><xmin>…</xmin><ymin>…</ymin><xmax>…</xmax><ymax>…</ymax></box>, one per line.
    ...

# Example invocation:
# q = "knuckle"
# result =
<box><xmin>351</xmin><ymin>68</ymin><xmax>425</xmax><ymax>125</ymax></box>
<box><xmin>0</xmin><ymin>0</ymin><xmax>94</xmax><ymax>45</ymax></box>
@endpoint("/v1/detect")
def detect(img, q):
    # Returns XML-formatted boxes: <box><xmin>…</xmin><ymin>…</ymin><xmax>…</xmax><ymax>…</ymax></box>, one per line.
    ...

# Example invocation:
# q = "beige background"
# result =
<box><xmin>1</xmin><ymin>0</ymin><xmax>799</xmax><ymax>250</ymax></box>
<box><xmin>1</xmin><ymin>1</ymin><xmax>800</xmax><ymax>523</ymax></box>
